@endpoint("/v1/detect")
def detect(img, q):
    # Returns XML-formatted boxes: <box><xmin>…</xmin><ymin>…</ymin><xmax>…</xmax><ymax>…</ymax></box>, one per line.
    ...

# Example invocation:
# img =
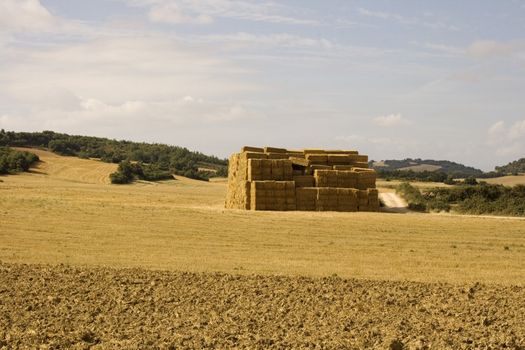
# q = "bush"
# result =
<box><xmin>110</xmin><ymin>171</ymin><xmax>131</xmax><ymax>184</ymax></box>
<box><xmin>110</xmin><ymin>161</ymin><xmax>173</xmax><ymax>184</ymax></box>
<box><xmin>396</xmin><ymin>182</ymin><xmax>427</xmax><ymax>212</ymax></box>
<box><xmin>410</xmin><ymin>183</ymin><xmax>525</xmax><ymax>216</ymax></box>
<box><xmin>0</xmin><ymin>147</ymin><xmax>39</xmax><ymax>174</ymax></box>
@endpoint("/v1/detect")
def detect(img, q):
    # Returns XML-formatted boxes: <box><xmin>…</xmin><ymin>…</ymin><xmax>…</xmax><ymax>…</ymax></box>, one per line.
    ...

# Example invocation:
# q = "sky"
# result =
<box><xmin>1</xmin><ymin>0</ymin><xmax>524</xmax><ymax>170</ymax></box>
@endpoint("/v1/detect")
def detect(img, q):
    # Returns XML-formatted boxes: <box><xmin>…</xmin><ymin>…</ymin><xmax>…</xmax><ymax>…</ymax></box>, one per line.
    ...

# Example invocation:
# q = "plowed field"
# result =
<box><xmin>1</xmin><ymin>263</ymin><xmax>524</xmax><ymax>349</ymax></box>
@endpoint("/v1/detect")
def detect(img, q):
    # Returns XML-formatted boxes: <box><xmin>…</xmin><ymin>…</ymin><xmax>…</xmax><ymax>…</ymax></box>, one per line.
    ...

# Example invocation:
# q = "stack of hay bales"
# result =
<box><xmin>225</xmin><ymin>146</ymin><xmax>379</xmax><ymax>212</ymax></box>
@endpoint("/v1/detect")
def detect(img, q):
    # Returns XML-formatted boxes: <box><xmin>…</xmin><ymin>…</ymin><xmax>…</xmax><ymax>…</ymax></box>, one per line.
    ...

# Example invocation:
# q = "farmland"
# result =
<box><xmin>2</xmin><ymin>149</ymin><xmax>525</xmax><ymax>348</ymax></box>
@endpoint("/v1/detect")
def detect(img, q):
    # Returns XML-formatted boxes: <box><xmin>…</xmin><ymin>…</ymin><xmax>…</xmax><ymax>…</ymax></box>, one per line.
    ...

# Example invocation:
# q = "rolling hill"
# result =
<box><xmin>495</xmin><ymin>158</ymin><xmax>525</xmax><ymax>175</ymax></box>
<box><xmin>369</xmin><ymin>158</ymin><xmax>484</xmax><ymax>176</ymax></box>
<box><xmin>0</xmin><ymin>129</ymin><xmax>227</xmax><ymax>181</ymax></box>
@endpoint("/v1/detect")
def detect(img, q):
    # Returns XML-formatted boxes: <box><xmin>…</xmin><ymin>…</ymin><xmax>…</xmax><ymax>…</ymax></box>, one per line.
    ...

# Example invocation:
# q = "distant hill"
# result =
<box><xmin>495</xmin><ymin>158</ymin><xmax>525</xmax><ymax>175</ymax></box>
<box><xmin>369</xmin><ymin>158</ymin><xmax>484</xmax><ymax>177</ymax></box>
<box><xmin>0</xmin><ymin>129</ymin><xmax>227</xmax><ymax>181</ymax></box>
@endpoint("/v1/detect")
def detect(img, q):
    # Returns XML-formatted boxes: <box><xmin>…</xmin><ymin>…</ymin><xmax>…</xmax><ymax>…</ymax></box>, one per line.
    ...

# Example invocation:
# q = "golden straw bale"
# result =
<box><xmin>264</xmin><ymin>146</ymin><xmax>288</xmax><ymax>153</ymax></box>
<box><xmin>327</xmin><ymin>154</ymin><xmax>351</xmax><ymax>164</ymax></box>
<box><xmin>242</xmin><ymin>146</ymin><xmax>264</xmax><ymax>153</ymax></box>
<box><xmin>306</xmin><ymin>154</ymin><xmax>328</xmax><ymax>163</ymax></box>
<box><xmin>303</xmin><ymin>149</ymin><xmax>326</xmax><ymax>155</ymax></box>
<box><xmin>271</xmin><ymin>160</ymin><xmax>284</xmax><ymax>180</ymax></box>
<box><xmin>333</xmin><ymin>165</ymin><xmax>354</xmax><ymax>170</ymax></box>
<box><xmin>355</xmin><ymin>155</ymin><xmax>368</xmax><ymax>162</ymax></box>
<box><xmin>267</xmin><ymin>153</ymin><xmax>289</xmax><ymax>159</ymax></box>
<box><xmin>354</xmin><ymin>162</ymin><xmax>369</xmax><ymax>168</ymax></box>
<box><xmin>290</xmin><ymin>157</ymin><xmax>310</xmax><ymax>167</ymax></box>
<box><xmin>286</xmin><ymin>152</ymin><xmax>305</xmax><ymax>159</ymax></box>
<box><xmin>325</xmin><ymin>150</ymin><xmax>359</xmax><ymax>155</ymax></box>
<box><xmin>243</xmin><ymin>152</ymin><xmax>268</xmax><ymax>159</ymax></box>
<box><xmin>296</xmin><ymin>187</ymin><xmax>318</xmax><ymax>211</ymax></box>
<box><xmin>310</xmin><ymin>164</ymin><xmax>332</xmax><ymax>170</ymax></box>
<box><xmin>294</xmin><ymin>175</ymin><xmax>315</xmax><ymax>188</ymax></box>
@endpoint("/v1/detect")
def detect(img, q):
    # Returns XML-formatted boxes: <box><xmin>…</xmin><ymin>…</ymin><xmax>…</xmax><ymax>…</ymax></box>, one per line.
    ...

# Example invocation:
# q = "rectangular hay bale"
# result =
<box><xmin>264</xmin><ymin>146</ymin><xmax>288</xmax><ymax>153</ymax></box>
<box><xmin>242</xmin><ymin>146</ymin><xmax>264</xmax><ymax>153</ymax></box>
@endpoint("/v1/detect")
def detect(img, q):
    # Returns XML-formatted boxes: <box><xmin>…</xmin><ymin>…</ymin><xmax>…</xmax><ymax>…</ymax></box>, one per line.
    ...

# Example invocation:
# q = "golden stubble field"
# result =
<box><xmin>2</xmin><ymin>149</ymin><xmax>525</xmax><ymax>348</ymax></box>
<box><xmin>1</xmin><ymin>148</ymin><xmax>524</xmax><ymax>285</ymax></box>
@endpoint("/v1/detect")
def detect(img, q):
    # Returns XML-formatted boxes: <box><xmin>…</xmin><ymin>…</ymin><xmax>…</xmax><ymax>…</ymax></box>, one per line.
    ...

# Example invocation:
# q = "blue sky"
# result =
<box><xmin>1</xmin><ymin>0</ymin><xmax>524</xmax><ymax>170</ymax></box>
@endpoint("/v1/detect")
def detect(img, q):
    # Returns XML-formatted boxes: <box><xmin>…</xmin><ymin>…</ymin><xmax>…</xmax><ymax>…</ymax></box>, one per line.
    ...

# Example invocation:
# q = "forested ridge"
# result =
<box><xmin>0</xmin><ymin>130</ymin><xmax>227</xmax><ymax>182</ymax></box>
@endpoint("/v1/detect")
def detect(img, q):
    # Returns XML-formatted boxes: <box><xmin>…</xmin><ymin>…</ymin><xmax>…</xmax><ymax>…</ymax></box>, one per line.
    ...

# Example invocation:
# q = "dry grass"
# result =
<box><xmin>13</xmin><ymin>147</ymin><xmax>118</xmax><ymax>184</ymax></box>
<box><xmin>398</xmin><ymin>164</ymin><xmax>442</xmax><ymax>172</ymax></box>
<box><xmin>479</xmin><ymin>174</ymin><xmax>525</xmax><ymax>187</ymax></box>
<box><xmin>376</xmin><ymin>179</ymin><xmax>452</xmax><ymax>190</ymax></box>
<box><xmin>1</xmin><ymin>151</ymin><xmax>525</xmax><ymax>285</ymax></box>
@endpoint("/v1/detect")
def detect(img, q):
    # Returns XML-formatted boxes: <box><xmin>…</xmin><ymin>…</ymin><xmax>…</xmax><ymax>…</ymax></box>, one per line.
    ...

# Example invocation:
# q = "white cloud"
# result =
<box><xmin>0</xmin><ymin>0</ymin><xmax>56</xmax><ymax>32</ymax></box>
<box><xmin>191</xmin><ymin>32</ymin><xmax>334</xmax><ymax>50</ymax></box>
<box><xmin>421</xmin><ymin>42</ymin><xmax>464</xmax><ymax>56</ymax></box>
<box><xmin>357</xmin><ymin>7</ymin><xmax>458</xmax><ymax>31</ymax></box>
<box><xmin>467</xmin><ymin>40</ymin><xmax>524</xmax><ymax>58</ymax></box>
<box><xmin>373</xmin><ymin>114</ymin><xmax>412</xmax><ymax>127</ymax></box>
<box><xmin>148</xmin><ymin>2</ymin><xmax>213</xmax><ymax>24</ymax></box>
<box><xmin>488</xmin><ymin>120</ymin><xmax>506</xmax><ymax>144</ymax></box>
<box><xmin>487</xmin><ymin>120</ymin><xmax>525</xmax><ymax>157</ymax></box>
<box><xmin>508</xmin><ymin>120</ymin><xmax>525</xmax><ymax>140</ymax></box>
<box><xmin>127</xmin><ymin>0</ymin><xmax>319</xmax><ymax>26</ymax></box>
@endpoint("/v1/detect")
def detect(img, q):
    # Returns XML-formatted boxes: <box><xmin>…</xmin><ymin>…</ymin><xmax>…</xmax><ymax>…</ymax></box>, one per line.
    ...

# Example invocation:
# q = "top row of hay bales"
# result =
<box><xmin>225</xmin><ymin>146</ymin><xmax>379</xmax><ymax>212</ymax></box>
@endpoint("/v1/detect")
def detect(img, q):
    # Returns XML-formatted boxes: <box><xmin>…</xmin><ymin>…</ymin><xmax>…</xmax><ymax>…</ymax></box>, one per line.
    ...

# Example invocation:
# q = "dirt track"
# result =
<box><xmin>379</xmin><ymin>192</ymin><xmax>408</xmax><ymax>213</ymax></box>
<box><xmin>1</xmin><ymin>263</ymin><xmax>524</xmax><ymax>349</ymax></box>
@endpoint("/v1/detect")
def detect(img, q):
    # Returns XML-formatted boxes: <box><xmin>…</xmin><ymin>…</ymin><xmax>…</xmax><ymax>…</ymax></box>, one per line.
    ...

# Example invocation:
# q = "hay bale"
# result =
<box><xmin>247</xmin><ymin>158</ymin><xmax>263</xmax><ymax>181</ymax></box>
<box><xmin>327</xmin><ymin>154</ymin><xmax>351</xmax><ymax>164</ymax></box>
<box><xmin>226</xmin><ymin>147</ymin><xmax>374</xmax><ymax>212</ymax></box>
<box><xmin>314</xmin><ymin>170</ymin><xmax>338</xmax><ymax>187</ymax></box>
<box><xmin>243</xmin><ymin>152</ymin><xmax>268</xmax><ymax>159</ymax></box>
<box><xmin>333</xmin><ymin>165</ymin><xmax>354</xmax><ymax>170</ymax></box>
<box><xmin>296</xmin><ymin>187</ymin><xmax>317</xmax><ymax>211</ymax></box>
<box><xmin>355</xmin><ymin>169</ymin><xmax>376</xmax><ymax>190</ymax></box>
<box><xmin>286</xmin><ymin>152</ymin><xmax>305</xmax><ymax>159</ymax></box>
<box><xmin>347</xmin><ymin>154</ymin><xmax>369</xmax><ymax>163</ymax></box>
<box><xmin>242</xmin><ymin>146</ymin><xmax>264</xmax><ymax>153</ymax></box>
<box><xmin>259</xmin><ymin>159</ymin><xmax>272</xmax><ymax>179</ymax></box>
<box><xmin>294</xmin><ymin>175</ymin><xmax>315</xmax><ymax>188</ymax></box>
<box><xmin>250</xmin><ymin>181</ymin><xmax>267</xmax><ymax>210</ymax></box>
<box><xmin>264</xmin><ymin>146</ymin><xmax>288</xmax><ymax>153</ymax></box>
<box><xmin>290</xmin><ymin>157</ymin><xmax>310</xmax><ymax>167</ymax></box>
<box><xmin>306</xmin><ymin>154</ymin><xmax>328</xmax><ymax>164</ymax></box>
<box><xmin>303</xmin><ymin>149</ymin><xmax>326</xmax><ymax>155</ymax></box>
<box><xmin>317</xmin><ymin>187</ymin><xmax>338</xmax><ymax>211</ymax></box>
<box><xmin>309</xmin><ymin>165</ymin><xmax>331</xmax><ymax>176</ymax></box>
<box><xmin>283</xmin><ymin>162</ymin><xmax>293</xmax><ymax>180</ymax></box>
<box><xmin>367</xmin><ymin>188</ymin><xmax>380</xmax><ymax>211</ymax></box>
<box><xmin>267</xmin><ymin>153</ymin><xmax>289</xmax><ymax>159</ymax></box>
<box><xmin>337</xmin><ymin>188</ymin><xmax>358</xmax><ymax>212</ymax></box>
<box><xmin>324</xmin><ymin>150</ymin><xmax>358</xmax><ymax>155</ymax></box>
<box><xmin>354</xmin><ymin>162</ymin><xmax>369</xmax><ymax>168</ymax></box>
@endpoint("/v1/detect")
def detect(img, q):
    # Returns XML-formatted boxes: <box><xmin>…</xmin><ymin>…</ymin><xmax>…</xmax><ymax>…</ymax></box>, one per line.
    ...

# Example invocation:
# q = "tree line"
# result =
<box><xmin>0</xmin><ymin>130</ymin><xmax>228</xmax><ymax>183</ymax></box>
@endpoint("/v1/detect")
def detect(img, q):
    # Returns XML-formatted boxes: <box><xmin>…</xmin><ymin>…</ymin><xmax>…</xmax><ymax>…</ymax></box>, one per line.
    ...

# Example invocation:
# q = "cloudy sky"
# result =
<box><xmin>1</xmin><ymin>0</ymin><xmax>524</xmax><ymax>170</ymax></box>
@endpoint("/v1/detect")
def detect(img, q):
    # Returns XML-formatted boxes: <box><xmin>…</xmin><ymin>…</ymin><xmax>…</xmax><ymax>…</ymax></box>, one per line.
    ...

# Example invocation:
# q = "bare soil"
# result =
<box><xmin>1</xmin><ymin>262</ymin><xmax>524</xmax><ymax>349</ymax></box>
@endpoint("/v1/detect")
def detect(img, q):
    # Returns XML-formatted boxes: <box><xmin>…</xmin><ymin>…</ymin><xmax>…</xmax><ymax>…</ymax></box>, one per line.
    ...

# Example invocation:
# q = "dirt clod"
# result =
<box><xmin>1</xmin><ymin>262</ymin><xmax>525</xmax><ymax>349</ymax></box>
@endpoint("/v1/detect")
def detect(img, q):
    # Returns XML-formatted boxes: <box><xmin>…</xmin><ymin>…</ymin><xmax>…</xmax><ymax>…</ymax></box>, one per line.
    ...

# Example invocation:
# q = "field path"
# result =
<box><xmin>379</xmin><ymin>191</ymin><xmax>408</xmax><ymax>213</ymax></box>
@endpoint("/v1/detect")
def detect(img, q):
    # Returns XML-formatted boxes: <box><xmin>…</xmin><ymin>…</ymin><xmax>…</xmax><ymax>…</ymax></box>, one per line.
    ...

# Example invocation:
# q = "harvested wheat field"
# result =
<box><xmin>2</xmin><ymin>152</ymin><xmax>525</xmax><ymax>348</ymax></box>
<box><xmin>12</xmin><ymin>147</ymin><xmax>118</xmax><ymax>185</ymax></box>
<box><xmin>2</xmin><ymin>262</ymin><xmax>525</xmax><ymax>349</ymax></box>
<box><xmin>479</xmin><ymin>174</ymin><xmax>525</xmax><ymax>187</ymax></box>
